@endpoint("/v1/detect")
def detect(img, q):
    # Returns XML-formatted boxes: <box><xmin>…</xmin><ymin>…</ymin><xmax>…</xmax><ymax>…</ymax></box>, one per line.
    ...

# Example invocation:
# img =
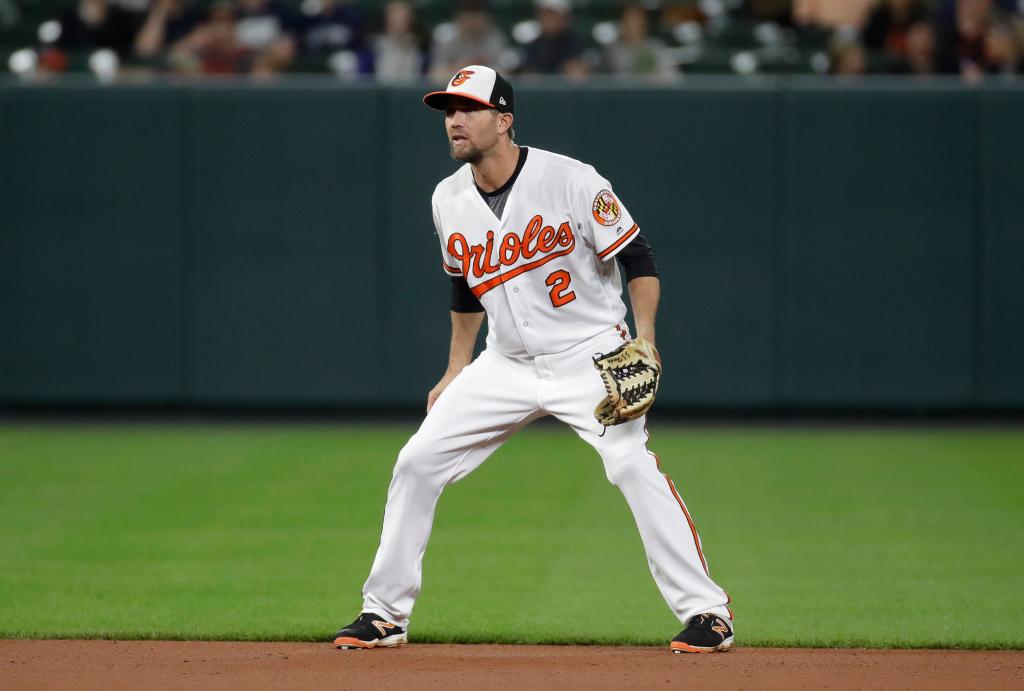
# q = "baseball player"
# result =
<box><xmin>333</xmin><ymin>65</ymin><xmax>733</xmax><ymax>654</ymax></box>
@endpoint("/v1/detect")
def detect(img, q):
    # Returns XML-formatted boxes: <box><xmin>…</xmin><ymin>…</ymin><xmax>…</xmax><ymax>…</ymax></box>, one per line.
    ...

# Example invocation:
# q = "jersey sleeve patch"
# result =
<box><xmin>591</xmin><ymin>189</ymin><xmax>622</xmax><ymax>227</ymax></box>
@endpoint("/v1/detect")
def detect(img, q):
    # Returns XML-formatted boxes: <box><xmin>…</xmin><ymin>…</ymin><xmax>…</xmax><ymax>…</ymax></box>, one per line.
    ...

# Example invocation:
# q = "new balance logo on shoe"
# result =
<box><xmin>372</xmin><ymin>620</ymin><xmax>395</xmax><ymax>637</ymax></box>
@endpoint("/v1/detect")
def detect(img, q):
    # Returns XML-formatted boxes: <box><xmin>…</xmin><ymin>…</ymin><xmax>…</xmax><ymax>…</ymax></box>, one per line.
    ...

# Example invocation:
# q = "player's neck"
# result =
<box><xmin>471</xmin><ymin>141</ymin><xmax>520</xmax><ymax>194</ymax></box>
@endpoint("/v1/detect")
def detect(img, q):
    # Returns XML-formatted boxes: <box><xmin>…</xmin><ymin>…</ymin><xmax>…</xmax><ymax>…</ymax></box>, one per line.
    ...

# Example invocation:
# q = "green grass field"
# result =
<box><xmin>0</xmin><ymin>423</ymin><xmax>1021</xmax><ymax>649</ymax></box>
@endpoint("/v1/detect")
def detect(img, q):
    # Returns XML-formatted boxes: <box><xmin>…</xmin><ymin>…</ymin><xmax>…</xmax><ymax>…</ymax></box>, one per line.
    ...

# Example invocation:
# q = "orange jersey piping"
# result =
<box><xmin>597</xmin><ymin>224</ymin><xmax>639</xmax><ymax>260</ymax></box>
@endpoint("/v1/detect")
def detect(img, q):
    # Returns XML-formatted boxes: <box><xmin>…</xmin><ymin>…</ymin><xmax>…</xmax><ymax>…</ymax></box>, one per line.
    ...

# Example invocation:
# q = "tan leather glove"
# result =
<box><xmin>593</xmin><ymin>337</ymin><xmax>662</xmax><ymax>428</ymax></box>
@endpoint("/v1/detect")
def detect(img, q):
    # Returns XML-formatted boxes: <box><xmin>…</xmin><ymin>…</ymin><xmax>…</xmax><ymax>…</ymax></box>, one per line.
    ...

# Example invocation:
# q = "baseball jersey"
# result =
<box><xmin>432</xmin><ymin>147</ymin><xmax>640</xmax><ymax>357</ymax></box>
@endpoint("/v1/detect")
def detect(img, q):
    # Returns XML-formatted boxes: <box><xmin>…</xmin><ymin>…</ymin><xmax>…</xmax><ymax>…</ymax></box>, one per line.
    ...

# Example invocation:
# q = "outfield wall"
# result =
<box><xmin>1</xmin><ymin>79</ymin><xmax>1022</xmax><ymax>410</ymax></box>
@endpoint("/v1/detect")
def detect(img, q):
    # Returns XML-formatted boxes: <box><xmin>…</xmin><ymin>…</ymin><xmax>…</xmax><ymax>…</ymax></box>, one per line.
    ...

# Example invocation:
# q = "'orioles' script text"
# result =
<box><xmin>448</xmin><ymin>215</ymin><xmax>576</xmax><ymax>280</ymax></box>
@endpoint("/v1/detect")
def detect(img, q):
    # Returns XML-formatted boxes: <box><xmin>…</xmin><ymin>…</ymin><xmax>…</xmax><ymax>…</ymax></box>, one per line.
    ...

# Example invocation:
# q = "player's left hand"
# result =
<box><xmin>592</xmin><ymin>337</ymin><xmax>661</xmax><ymax>427</ymax></box>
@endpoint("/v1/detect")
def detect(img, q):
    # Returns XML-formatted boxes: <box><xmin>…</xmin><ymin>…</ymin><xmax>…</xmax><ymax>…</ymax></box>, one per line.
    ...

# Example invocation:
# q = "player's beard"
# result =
<box><xmin>449</xmin><ymin>139</ymin><xmax>483</xmax><ymax>164</ymax></box>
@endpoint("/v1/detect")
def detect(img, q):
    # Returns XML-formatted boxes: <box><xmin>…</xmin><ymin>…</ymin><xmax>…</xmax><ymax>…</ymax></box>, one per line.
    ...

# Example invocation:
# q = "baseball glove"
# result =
<box><xmin>593</xmin><ymin>337</ymin><xmax>662</xmax><ymax>428</ymax></box>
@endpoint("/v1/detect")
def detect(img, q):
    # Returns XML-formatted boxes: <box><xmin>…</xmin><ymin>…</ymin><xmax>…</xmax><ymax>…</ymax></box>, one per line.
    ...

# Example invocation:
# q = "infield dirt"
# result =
<box><xmin>2</xmin><ymin>640</ymin><xmax>1021</xmax><ymax>690</ymax></box>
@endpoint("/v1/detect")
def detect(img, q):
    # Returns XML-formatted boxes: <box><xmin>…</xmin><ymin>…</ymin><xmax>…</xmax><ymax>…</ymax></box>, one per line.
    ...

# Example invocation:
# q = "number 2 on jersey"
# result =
<box><xmin>545</xmin><ymin>270</ymin><xmax>577</xmax><ymax>308</ymax></box>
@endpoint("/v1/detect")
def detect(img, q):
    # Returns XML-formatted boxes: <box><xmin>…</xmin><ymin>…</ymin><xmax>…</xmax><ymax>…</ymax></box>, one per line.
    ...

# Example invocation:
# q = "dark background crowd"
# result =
<box><xmin>1</xmin><ymin>0</ymin><xmax>1022</xmax><ymax>80</ymax></box>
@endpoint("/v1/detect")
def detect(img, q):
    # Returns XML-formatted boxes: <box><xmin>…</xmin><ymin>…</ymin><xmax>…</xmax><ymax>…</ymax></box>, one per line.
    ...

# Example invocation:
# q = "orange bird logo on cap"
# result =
<box><xmin>451</xmin><ymin>70</ymin><xmax>475</xmax><ymax>86</ymax></box>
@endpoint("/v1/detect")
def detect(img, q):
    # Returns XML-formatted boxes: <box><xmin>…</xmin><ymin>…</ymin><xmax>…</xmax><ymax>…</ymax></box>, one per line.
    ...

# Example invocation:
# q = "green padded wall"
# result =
<box><xmin>780</xmin><ymin>87</ymin><xmax>977</xmax><ymax>407</ymax></box>
<box><xmin>984</xmin><ymin>89</ymin><xmax>1024</xmax><ymax>408</ymax></box>
<box><xmin>0</xmin><ymin>86</ymin><xmax>185</xmax><ymax>402</ymax></box>
<box><xmin>0</xmin><ymin>80</ymin><xmax>1021</xmax><ymax>411</ymax></box>
<box><xmin>185</xmin><ymin>86</ymin><xmax>382</xmax><ymax>404</ymax></box>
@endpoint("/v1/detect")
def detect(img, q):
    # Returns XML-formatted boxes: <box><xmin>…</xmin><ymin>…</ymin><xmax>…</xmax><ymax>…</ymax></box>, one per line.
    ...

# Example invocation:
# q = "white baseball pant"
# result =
<box><xmin>361</xmin><ymin>328</ymin><xmax>732</xmax><ymax>629</ymax></box>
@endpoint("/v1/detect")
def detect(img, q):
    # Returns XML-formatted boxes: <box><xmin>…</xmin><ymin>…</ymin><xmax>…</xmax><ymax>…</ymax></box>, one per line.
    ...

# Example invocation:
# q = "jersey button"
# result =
<box><xmin>513</xmin><ymin>287</ymin><xmax>519</xmax><ymax>293</ymax></box>
<box><xmin>522</xmin><ymin>321</ymin><xmax>529</xmax><ymax>327</ymax></box>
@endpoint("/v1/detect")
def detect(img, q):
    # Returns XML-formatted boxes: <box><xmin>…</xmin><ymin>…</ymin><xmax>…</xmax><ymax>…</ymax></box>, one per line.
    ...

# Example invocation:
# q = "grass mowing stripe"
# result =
<box><xmin>0</xmin><ymin>424</ymin><xmax>1021</xmax><ymax>648</ymax></box>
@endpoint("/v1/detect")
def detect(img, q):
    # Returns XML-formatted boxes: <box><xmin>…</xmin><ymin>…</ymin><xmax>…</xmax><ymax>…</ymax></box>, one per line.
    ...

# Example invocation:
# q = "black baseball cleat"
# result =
<box><xmin>333</xmin><ymin>612</ymin><xmax>408</xmax><ymax>649</ymax></box>
<box><xmin>670</xmin><ymin>613</ymin><xmax>734</xmax><ymax>653</ymax></box>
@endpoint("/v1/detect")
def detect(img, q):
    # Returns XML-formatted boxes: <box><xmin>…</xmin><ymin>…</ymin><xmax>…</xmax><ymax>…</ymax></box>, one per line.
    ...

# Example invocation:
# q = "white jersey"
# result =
<box><xmin>432</xmin><ymin>147</ymin><xmax>640</xmax><ymax>357</ymax></box>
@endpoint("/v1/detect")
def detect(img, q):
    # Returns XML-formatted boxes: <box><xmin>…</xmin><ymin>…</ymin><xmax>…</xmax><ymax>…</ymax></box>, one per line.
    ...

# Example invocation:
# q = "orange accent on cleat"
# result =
<box><xmin>334</xmin><ymin>637</ymin><xmax>374</xmax><ymax>649</ymax></box>
<box><xmin>671</xmin><ymin>641</ymin><xmax>716</xmax><ymax>653</ymax></box>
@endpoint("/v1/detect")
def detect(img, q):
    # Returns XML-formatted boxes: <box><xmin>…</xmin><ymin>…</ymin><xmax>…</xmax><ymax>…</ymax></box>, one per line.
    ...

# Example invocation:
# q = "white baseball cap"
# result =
<box><xmin>423</xmin><ymin>65</ymin><xmax>515</xmax><ymax>115</ymax></box>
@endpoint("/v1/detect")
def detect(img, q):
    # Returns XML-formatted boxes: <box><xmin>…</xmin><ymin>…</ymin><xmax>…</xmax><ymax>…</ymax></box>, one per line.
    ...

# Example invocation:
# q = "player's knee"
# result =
<box><xmin>603</xmin><ymin>455</ymin><xmax>646</xmax><ymax>487</ymax></box>
<box><xmin>393</xmin><ymin>438</ymin><xmax>433</xmax><ymax>482</ymax></box>
<box><xmin>596</xmin><ymin>437</ymin><xmax>649</xmax><ymax>485</ymax></box>
<box><xmin>393</xmin><ymin>436</ymin><xmax>450</xmax><ymax>486</ymax></box>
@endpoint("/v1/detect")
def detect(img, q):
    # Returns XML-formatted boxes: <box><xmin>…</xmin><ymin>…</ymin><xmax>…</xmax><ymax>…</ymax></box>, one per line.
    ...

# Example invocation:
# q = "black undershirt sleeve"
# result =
<box><xmin>450</xmin><ymin>276</ymin><xmax>485</xmax><ymax>313</ymax></box>
<box><xmin>615</xmin><ymin>232</ymin><xmax>659</xmax><ymax>281</ymax></box>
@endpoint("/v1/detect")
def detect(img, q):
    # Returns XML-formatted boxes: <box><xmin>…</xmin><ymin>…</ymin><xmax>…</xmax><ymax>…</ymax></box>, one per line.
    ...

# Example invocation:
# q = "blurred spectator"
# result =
<box><xmin>170</xmin><ymin>0</ymin><xmax>297</xmax><ymax>75</ymax></box>
<box><xmin>934</xmin><ymin>0</ymin><xmax>1022</xmax><ymax>20</ymax></box>
<box><xmin>520</xmin><ymin>0</ymin><xmax>587</xmax><ymax>76</ymax></box>
<box><xmin>170</xmin><ymin>1</ymin><xmax>247</xmax><ymax>74</ymax></box>
<box><xmin>233</xmin><ymin>0</ymin><xmax>298</xmax><ymax>74</ymax></box>
<box><xmin>863</xmin><ymin>0</ymin><xmax>929</xmax><ymax>51</ymax></box>
<box><xmin>861</xmin><ymin>0</ymin><xmax>934</xmax><ymax>73</ymax></box>
<box><xmin>660</xmin><ymin>2</ymin><xmax>705</xmax><ymax>28</ymax></box>
<box><xmin>111</xmin><ymin>0</ymin><xmax>151</xmax><ymax>14</ymax></box>
<box><xmin>56</xmin><ymin>0</ymin><xmax>139</xmax><ymax>57</ymax></box>
<box><xmin>829</xmin><ymin>31</ymin><xmax>868</xmax><ymax>74</ymax></box>
<box><xmin>602</xmin><ymin>4</ymin><xmax>675</xmax><ymax>79</ymax></box>
<box><xmin>373</xmin><ymin>0</ymin><xmax>427</xmax><ymax>82</ymax></box>
<box><xmin>903</xmin><ymin>21</ymin><xmax>939</xmax><ymax>74</ymax></box>
<box><xmin>431</xmin><ymin>0</ymin><xmax>509</xmax><ymax>80</ymax></box>
<box><xmin>793</xmin><ymin>0</ymin><xmax>875</xmax><ymax>29</ymax></box>
<box><xmin>1014</xmin><ymin>13</ymin><xmax>1024</xmax><ymax>70</ymax></box>
<box><xmin>734</xmin><ymin>0</ymin><xmax>794</xmax><ymax>26</ymax></box>
<box><xmin>0</xmin><ymin>0</ymin><xmax>18</xmax><ymax>32</ymax></box>
<box><xmin>300</xmin><ymin>0</ymin><xmax>367</xmax><ymax>65</ymax></box>
<box><xmin>135</xmin><ymin>0</ymin><xmax>204</xmax><ymax>59</ymax></box>
<box><xmin>936</xmin><ymin>0</ymin><xmax>1021</xmax><ymax>79</ymax></box>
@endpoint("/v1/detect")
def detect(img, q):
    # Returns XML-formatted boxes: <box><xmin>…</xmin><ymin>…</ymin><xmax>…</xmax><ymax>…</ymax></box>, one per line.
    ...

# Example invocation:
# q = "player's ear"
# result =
<box><xmin>498</xmin><ymin>112</ymin><xmax>514</xmax><ymax>138</ymax></box>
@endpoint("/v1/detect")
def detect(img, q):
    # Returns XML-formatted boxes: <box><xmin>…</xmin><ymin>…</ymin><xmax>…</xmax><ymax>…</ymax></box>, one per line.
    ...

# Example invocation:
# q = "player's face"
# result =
<box><xmin>445</xmin><ymin>98</ymin><xmax>500</xmax><ymax>164</ymax></box>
